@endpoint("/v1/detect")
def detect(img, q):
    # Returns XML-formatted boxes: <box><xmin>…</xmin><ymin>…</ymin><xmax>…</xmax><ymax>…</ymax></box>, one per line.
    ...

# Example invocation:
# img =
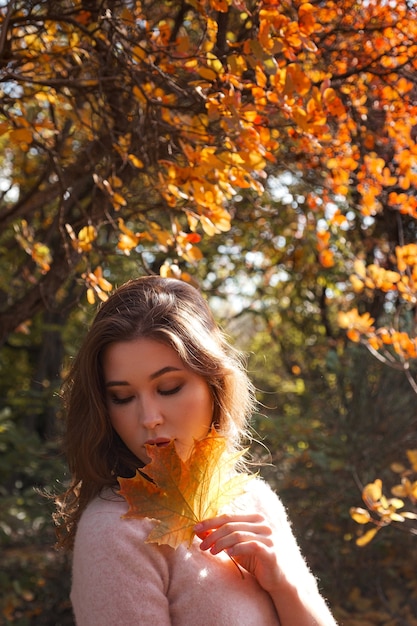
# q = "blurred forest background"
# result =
<box><xmin>1</xmin><ymin>1</ymin><xmax>417</xmax><ymax>624</ymax></box>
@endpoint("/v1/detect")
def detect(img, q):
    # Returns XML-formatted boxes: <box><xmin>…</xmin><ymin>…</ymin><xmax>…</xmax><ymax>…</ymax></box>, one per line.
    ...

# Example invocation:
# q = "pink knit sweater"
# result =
<box><xmin>71</xmin><ymin>479</ymin><xmax>320</xmax><ymax>625</ymax></box>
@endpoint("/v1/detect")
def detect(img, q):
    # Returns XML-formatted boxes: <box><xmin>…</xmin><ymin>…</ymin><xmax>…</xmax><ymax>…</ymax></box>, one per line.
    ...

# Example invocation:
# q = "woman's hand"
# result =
<box><xmin>195</xmin><ymin>513</ymin><xmax>338</xmax><ymax>626</ymax></box>
<box><xmin>194</xmin><ymin>513</ymin><xmax>281</xmax><ymax>593</ymax></box>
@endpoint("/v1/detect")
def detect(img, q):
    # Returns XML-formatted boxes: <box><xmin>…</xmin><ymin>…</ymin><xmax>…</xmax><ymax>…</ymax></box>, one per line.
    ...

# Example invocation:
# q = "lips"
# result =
<box><xmin>145</xmin><ymin>438</ymin><xmax>172</xmax><ymax>448</ymax></box>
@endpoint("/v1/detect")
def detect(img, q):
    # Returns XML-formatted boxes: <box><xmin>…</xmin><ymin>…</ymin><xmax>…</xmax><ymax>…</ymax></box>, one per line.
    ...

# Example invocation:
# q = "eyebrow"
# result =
<box><xmin>105</xmin><ymin>366</ymin><xmax>182</xmax><ymax>388</ymax></box>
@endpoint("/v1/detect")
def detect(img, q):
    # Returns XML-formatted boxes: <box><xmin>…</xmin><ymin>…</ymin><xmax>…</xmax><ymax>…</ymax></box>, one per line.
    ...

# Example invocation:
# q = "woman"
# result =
<box><xmin>55</xmin><ymin>275</ymin><xmax>337</xmax><ymax>625</ymax></box>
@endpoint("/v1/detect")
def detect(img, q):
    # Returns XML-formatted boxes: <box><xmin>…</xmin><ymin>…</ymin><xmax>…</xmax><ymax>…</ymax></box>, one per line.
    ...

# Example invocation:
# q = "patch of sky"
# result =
<box><xmin>268</xmin><ymin>172</ymin><xmax>297</xmax><ymax>205</ymax></box>
<box><xmin>0</xmin><ymin>157</ymin><xmax>19</xmax><ymax>202</ymax></box>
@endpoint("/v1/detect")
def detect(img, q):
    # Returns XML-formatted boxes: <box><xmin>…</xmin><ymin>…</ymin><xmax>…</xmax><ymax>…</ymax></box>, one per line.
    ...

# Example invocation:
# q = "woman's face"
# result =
<box><xmin>103</xmin><ymin>337</ymin><xmax>213</xmax><ymax>463</ymax></box>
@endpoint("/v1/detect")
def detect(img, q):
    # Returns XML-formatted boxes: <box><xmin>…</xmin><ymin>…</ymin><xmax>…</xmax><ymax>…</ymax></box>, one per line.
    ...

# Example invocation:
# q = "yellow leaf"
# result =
<box><xmin>200</xmin><ymin>215</ymin><xmax>219</xmax><ymax>236</ymax></box>
<box><xmin>86</xmin><ymin>287</ymin><xmax>95</xmax><ymax>305</ymax></box>
<box><xmin>389</xmin><ymin>497</ymin><xmax>405</xmax><ymax>510</ymax></box>
<box><xmin>160</xmin><ymin>262</ymin><xmax>181</xmax><ymax>279</ymax></box>
<box><xmin>198</xmin><ymin>66</ymin><xmax>218</xmax><ymax>81</ymax></box>
<box><xmin>96</xmin><ymin>289</ymin><xmax>109</xmax><ymax>302</ymax></box>
<box><xmin>391</xmin><ymin>484</ymin><xmax>406</xmax><ymax>498</ymax></box>
<box><xmin>112</xmin><ymin>192</ymin><xmax>127</xmax><ymax>209</ymax></box>
<box><xmin>247</xmin><ymin>150</ymin><xmax>266</xmax><ymax>169</ymax></box>
<box><xmin>362</xmin><ymin>479</ymin><xmax>383</xmax><ymax>507</ymax></box>
<box><xmin>152</xmin><ymin>227</ymin><xmax>173</xmax><ymax>248</ymax></box>
<box><xmin>132</xmin><ymin>45</ymin><xmax>146</xmax><ymax>61</ymax></box>
<box><xmin>31</xmin><ymin>242</ymin><xmax>52</xmax><ymax>272</ymax></box>
<box><xmin>227</xmin><ymin>54</ymin><xmax>247</xmax><ymax>75</ymax></box>
<box><xmin>78</xmin><ymin>225</ymin><xmax>97</xmax><ymax>252</ymax></box>
<box><xmin>406</xmin><ymin>449</ymin><xmax>417</xmax><ymax>472</ymax></box>
<box><xmin>353</xmin><ymin>259</ymin><xmax>367</xmax><ymax>279</ymax></box>
<box><xmin>337</xmin><ymin>308</ymin><xmax>375</xmax><ymax>333</ymax></box>
<box><xmin>350</xmin><ymin>274</ymin><xmax>364</xmax><ymax>293</ymax></box>
<box><xmin>10</xmin><ymin>128</ymin><xmax>33</xmax><ymax>145</ymax></box>
<box><xmin>184</xmin><ymin>59</ymin><xmax>198</xmax><ymax>69</ymax></box>
<box><xmin>390</xmin><ymin>462</ymin><xmax>406</xmax><ymax>474</ymax></box>
<box><xmin>181</xmin><ymin>244</ymin><xmax>203</xmax><ymax>263</ymax></box>
<box><xmin>255</xmin><ymin>65</ymin><xmax>267</xmax><ymax>88</ymax></box>
<box><xmin>213</xmin><ymin>215</ymin><xmax>231</xmax><ymax>232</ymax></box>
<box><xmin>242</xmin><ymin>110</ymin><xmax>260</xmax><ymax>124</ymax></box>
<box><xmin>207</xmin><ymin>53</ymin><xmax>224</xmax><ymax>74</ymax></box>
<box><xmin>350</xmin><ymin>507</ymin><xmax>371</xmax><ymax>525</ymax></box>
<box><xmin>110</xmin><ymin>176</ymin><xmax>123</xmax><ymax>188</ymax></box>
<box><xmin>118</xmin><ymin>428</ymin><xmax>254</xmax><ymax>549</ymax></box>
<box><xmin>292</xmin><ymin>106</ymin><xmax>309</xmax><ymax>131</ymax></box>
<box><xmin>356</xmin><ymin>527</ymin><xmax>379</xmax><ymax>547</ymax></box>
<box><xmin>117</xmin><ymin>219</ymin><xmax>140</xmax><ymax>254</ymax></box>
<box><xmin>97</xmin><ymin>275</ymin><xmax>112</xmax><ymax>292</ymax></box>
<box><xmin>187</xmin><ymin>214</ymin><xmax>199</xmax><ymax>232</ymax></box>
<box><xmin>128</xmin><ymin>154</ymin><xmax>144</xmax><ymax>168</ymax></box>
<box><xmin>368</xmin><ymin>336</ymin><xmax>380</xmax><ymax>351</ymax></box>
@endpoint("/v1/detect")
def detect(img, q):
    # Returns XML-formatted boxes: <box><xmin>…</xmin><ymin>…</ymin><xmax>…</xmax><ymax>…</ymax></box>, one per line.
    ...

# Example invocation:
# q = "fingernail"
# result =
<box><xmin>194</xmin><ymin>523</ymin><xmax>203</xmax><ymax>532</ymax></box>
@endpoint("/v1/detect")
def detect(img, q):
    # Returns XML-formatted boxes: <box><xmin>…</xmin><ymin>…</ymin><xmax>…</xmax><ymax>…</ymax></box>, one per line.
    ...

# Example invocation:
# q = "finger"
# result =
<box><xmin>225</xmin><ymin>537</ymin><xmax>274</xmax><ymax>558</ymax></box>
<box><xmin>198</xmin><ymin>523</ymin><xmax>273</xmax><ymax>553</ymax></box>
<box><xmin>195</xmin><ymin>516</ymin><xmax>272</xmax><ymax>548</ymax></box>
<box><xmin>214</xmin><ymin>530</ymin><xmax>274</xmax><ymax>555</ymax></box>
<box><xmin>194</xmin><ymin>512</ymin><xmax>266</xmax><ymax>535</ymax></box>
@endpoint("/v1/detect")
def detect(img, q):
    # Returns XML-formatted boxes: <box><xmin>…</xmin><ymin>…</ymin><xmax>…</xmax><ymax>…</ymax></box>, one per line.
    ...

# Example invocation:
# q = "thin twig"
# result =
<box><xmin>0</xmin><ymin>0</ymin><xmax>15</xmax><ymax>59</ymax></box>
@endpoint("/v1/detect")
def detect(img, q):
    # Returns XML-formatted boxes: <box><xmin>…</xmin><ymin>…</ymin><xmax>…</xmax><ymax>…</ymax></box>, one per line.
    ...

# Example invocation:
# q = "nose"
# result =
<box><xmin>140</xmin><ymin>395</ymin><xmax>163</xmax><ymax>431</ymax></box>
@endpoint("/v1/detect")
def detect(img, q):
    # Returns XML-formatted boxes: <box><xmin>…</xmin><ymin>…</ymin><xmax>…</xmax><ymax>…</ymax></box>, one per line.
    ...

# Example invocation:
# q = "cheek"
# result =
<box><xmin>109</xmin><ymin>410</ymin><xmax>131</xmax><ymax>439</ymax></box>
<box><xmin>188</xmin><ymin>387</ymin><xmax>214</xmax><ymax>427</ymax></box>
<box><xmin>109</xmin><ymin>416</ymin><xmax>124</xmax><ymax>440</ymax></box>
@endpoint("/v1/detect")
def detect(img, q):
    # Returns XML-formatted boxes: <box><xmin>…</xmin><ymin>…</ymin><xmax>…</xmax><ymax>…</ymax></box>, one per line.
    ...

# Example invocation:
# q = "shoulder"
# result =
<box><xmin>77</xmin><ymin>489</ymin><xmax>137</xmax><ymax>535</ymax></box>
<box><xmin>72</xmin><ymin>489</ymin><xmax>171</xmax><ymax>590</ymax></box>
<box><xmin>241</xmin><ymin>476</ymin><xmax>287</xmax><ymax>514</ymax></box>
<box><xmin>74</xmin><ymin>489</ymin><xmax>164</xmax><ymax>563</ymax></box>
<box><xmin>233</xmin><ymin>476</ymin><xmax>293</xmax><ymax>533</ymax></box>
<box><xmin>79</xmin><ymin>488</ymin><xmax>129</xmax><ymax>521</ymax></box>
<box><xmin>247</xmin><ymin>475</ymin><xmax>281</xmax><ymax>502</ymax></box>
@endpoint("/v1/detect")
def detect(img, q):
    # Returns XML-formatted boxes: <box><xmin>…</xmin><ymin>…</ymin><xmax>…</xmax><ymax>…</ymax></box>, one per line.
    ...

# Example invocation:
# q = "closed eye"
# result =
<box><xmin>110</xmin><ymin>395</ymin><xmax>134</xmax><ymax>405</ymax></box>
<box><xmin>159</xmin><ymin>384</ymin><xmax>182</xmax><ymax>396</ymax></box>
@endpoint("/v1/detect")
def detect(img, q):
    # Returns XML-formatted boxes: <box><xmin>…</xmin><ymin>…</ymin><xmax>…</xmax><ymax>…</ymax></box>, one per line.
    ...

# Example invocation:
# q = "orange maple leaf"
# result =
<box><xmin>118</xmin><ymin>428</ymin><xmax>254</xmax><ymax>549</ymax></box>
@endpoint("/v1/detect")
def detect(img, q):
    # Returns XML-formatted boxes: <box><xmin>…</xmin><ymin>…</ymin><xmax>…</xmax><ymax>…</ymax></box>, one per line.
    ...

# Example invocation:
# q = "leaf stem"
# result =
<box><xmin>228</xmin><ymin>554</ymin><xmax>245</xmax><ymax>579</ymax></box>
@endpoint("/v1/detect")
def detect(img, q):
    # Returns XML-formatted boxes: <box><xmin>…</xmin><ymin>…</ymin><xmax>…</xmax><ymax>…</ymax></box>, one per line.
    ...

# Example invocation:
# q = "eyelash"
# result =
<box><xmin>159</xmin><ymin>384</ymin><xmax>182</xmax><ymax>396</ymax></box>
<box><xmin>110</xmin><ymin>396</ymin><xmax>133</xmax><ymax>405</ymax></box>
<box><xmin>110</xmin><ymin>384</ymin><xmax>183</xmax><ymax>405</ymax></box>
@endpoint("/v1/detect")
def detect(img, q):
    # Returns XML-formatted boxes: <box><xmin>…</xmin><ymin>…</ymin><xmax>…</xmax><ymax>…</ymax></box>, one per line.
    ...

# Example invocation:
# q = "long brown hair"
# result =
<box><xmin>54</xmin><ymin>276</ymin><xmax>255</xmax><ymax>549</ymax></box>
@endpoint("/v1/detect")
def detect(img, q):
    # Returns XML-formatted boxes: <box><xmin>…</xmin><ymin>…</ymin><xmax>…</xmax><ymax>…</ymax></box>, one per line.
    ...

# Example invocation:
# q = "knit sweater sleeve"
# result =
<box><xmin>250</xmin><ymin>479</ymin><xmax>334</xmax><ymax>613</ymax></box>
<box><xmin>71</xmin><ymin>494</ymin><xmax>171</xmax><ymax>626</ymax></box>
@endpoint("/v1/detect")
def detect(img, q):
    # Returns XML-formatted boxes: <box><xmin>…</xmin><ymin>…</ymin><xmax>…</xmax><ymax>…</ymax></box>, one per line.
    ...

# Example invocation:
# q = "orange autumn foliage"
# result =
<box><xmin>350</xmin><ymin>453</ymin><xmax>417</xmax><ymax>546</ymax></box>
<box><xmin>339</xmin><ymin>247</ymin><xmax>417</xmax><ymax>364</ymax></box>
<box><xmin>3</xmin><ymin>0</ymin><xmax>417</xmax><ymax>339</ymax></box>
